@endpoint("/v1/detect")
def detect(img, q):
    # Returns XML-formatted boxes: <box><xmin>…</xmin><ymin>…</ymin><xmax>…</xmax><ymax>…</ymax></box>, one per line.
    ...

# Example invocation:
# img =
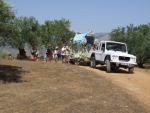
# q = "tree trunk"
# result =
<box><xmin>17</xmin><ymin>48</ymin><xmax>27</xmax><ymax>59</ymax></box>
<box><xmin>138</xmin><ymin>62</ymin><xmax>144</xmax><ymax>68</ymax></box>
<box><xmin>137</xmin><ymin>56</ymin><xmax>144</xmax><ymax>68</ymax></box>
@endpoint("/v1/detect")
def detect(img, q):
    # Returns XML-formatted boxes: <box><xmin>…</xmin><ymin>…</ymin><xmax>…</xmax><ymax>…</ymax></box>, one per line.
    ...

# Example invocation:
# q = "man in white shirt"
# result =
<box><xmin>61</xmin><ymin>45</ymin><xmax>66</xmax><ymax>63</ymax></box>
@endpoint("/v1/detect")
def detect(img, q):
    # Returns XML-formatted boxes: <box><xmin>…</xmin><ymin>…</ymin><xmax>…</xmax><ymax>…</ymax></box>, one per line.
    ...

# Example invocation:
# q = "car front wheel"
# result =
<box><xmin>128</xmin><ymin>67</ymin><xmax>134</xmax><ymax>73</ymax></box>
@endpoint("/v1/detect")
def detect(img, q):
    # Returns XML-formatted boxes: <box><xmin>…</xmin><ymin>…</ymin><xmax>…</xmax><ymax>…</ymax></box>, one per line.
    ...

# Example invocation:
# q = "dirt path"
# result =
<box><xmin>0</xmin><ymin>59</ymin><xmax>150</xmax><ymax>113</ymax></box>
<box><xmin>81</xmin><ymin>65</ymin><xmax>150</xmax><ymax>111</ymax></box>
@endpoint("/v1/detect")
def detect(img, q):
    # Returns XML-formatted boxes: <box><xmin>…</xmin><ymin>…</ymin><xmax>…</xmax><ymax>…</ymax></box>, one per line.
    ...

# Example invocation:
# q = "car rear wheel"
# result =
<box><xmin>74</xmin><ymin>59</ymin><xmax>80</xmax><ymax>65</ymax></box>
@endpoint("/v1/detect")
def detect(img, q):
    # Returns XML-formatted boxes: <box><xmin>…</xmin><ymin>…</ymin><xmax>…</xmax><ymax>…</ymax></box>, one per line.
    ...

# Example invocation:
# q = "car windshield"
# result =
<box><xmin>106</xmin><ymin>42</ymin><xmax>126</xmax><ymax>52</ymax></box>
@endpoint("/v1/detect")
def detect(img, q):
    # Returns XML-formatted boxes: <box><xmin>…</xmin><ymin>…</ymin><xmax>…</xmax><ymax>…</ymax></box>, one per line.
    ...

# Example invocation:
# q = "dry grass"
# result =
<box><xmin>0</xmin><ymin>59</ymin><xmax>149</xmax><ymax>113</ymax></box>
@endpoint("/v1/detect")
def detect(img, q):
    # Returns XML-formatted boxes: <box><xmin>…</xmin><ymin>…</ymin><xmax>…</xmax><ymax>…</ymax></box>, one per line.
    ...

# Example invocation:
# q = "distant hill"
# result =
<box><xmin>94</xmin><ymin>33</ymin><xmax>111</xmax><ymax>41</ymax></box>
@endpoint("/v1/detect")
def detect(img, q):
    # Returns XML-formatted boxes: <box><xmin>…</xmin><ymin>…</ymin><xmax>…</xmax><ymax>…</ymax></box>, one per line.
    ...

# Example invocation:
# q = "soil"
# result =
<box><xmin>81</xmin><ymin>65</ymin><xmax>150</xmax><ymax>111</ymax></box>
<box><xmin>0</xmin><ymin>59</ymin><xmax>150</xmax><ymax>113</ymax></box>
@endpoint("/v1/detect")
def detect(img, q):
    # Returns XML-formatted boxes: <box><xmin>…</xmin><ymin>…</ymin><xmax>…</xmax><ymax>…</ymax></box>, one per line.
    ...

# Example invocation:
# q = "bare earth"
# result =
<box><xmin>0</xmin><ymin>59</ymin><xmax>150</xmax><ymax>113</ymax></box>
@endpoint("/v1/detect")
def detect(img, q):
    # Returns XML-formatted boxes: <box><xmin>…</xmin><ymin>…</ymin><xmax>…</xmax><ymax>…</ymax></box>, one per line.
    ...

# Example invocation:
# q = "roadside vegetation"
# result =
<box><xmin>110</xmin><ymin>24</ymin><xmax>150</xmax><ymax>68</ymax></box>
<box><xmin>0</xmin><ymin>0</ymin><xmax>75</xmax><ymax>59</ymax></box>
<box><xmin>0</xmin><ymin>1</ymin><xmax>150</xmax><ymax>112</ymax></box>
<box><xmin>0</xmin><ymin>0</ymin><xmax>150</xmax><ymax>68</ymax></box>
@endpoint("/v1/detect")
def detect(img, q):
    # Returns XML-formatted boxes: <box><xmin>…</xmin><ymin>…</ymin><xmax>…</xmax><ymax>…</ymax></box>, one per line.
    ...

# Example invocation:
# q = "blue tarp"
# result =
<box><xmin>73</xmin><ymin>33</ymin><xmax>87</xmax><ymax>44</ymax></box>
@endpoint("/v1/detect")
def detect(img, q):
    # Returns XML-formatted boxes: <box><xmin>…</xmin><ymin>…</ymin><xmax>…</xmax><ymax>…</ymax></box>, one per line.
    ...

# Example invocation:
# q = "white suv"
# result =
<box><xmin>89</xmin><ymin>41</ymin><xmax>136</xmax><ymax>73</ymax></box>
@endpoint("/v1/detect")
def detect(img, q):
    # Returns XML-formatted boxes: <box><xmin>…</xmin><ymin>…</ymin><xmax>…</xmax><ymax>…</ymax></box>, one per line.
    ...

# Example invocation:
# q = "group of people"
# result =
<box><xmin>31</xmin><ymin>45</ymin><xmax>70</xmax><ymax>63</ymax></box>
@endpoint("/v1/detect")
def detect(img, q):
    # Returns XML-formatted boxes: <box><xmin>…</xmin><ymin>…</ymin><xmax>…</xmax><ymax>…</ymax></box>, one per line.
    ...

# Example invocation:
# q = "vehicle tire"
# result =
<box><xmin>90</xmin><ymin>57</ymin><xmax>96</xmax><ymax>68</ymax></box>
<box><xmin>74</xmin><ymin>59</ymin><xmax>80</xmax><ymax>65</ymax></box>
<box><xmin>105</xmin><ymin>59</ymin><xmax>111</xmax><ymax>73</ymax></box>
<box><xmin>128</xmin><ymin>67</ymin><xmax>134</xmax><ymax>73</ymax></box>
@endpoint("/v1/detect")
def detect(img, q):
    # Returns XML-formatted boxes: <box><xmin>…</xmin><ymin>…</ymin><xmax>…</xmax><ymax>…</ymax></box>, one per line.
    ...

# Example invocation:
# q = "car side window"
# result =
<box><xmin>101</xmin><ymin>43</ymin><xmax>105</xmax><ymax>52</ymax></box>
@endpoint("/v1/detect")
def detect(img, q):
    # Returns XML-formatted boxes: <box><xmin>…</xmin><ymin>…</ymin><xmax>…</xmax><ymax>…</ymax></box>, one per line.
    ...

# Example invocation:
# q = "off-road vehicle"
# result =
<box><xmin>89</xmin><ymin>41</ymin><xmax>136</xmax><ymax>73</ymax></box>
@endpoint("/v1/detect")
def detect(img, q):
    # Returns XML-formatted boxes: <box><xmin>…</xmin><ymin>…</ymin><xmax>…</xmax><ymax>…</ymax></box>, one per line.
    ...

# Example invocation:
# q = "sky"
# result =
<box><xmin>6</xmin><ymin>0</ymin><xmax>150</xmax><ymax>33</ymax></box>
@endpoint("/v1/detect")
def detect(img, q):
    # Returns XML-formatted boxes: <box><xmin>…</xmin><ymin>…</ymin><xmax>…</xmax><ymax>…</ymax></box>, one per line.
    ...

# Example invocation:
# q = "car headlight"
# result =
<box><xmin>111</xmin><ymin>55</ymin><xmax>118</xmax><ymax>60</ymax></box>
<box><xmin>131</xmin><ymin>57</ymin><xmax>136</xmax><ymax>62</ymax></box>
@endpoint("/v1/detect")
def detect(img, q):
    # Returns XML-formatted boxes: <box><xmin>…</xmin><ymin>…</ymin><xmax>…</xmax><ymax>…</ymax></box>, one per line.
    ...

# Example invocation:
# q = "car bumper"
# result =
<box><xmin>110</xmin><ymin>61</ymin><xmax>136</xmax><ymax>68</ymax></box>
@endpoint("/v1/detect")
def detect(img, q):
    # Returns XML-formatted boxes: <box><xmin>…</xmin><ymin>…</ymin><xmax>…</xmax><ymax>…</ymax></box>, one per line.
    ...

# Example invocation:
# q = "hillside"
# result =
<box><xmin>94</xmin><ymin>33</ymin><xmax>111</xmax><ymax>41</ymax></box>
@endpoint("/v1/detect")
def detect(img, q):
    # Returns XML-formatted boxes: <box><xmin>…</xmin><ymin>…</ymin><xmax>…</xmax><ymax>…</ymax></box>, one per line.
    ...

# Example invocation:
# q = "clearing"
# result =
<box><xmin>0</xmin><ymin>59</ymin><xmax>150</xmax><ymax>113</ymax></box>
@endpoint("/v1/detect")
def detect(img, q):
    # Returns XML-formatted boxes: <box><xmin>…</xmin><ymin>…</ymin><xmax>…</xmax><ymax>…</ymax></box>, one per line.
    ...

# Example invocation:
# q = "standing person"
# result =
<box><xmin>31</xmin><ymin>48</ymin><xmax>38</xmax><ymax>61</ymax></box>
<box><xmin>46</xmin><ymin>48</ymin><xmax>53</xmax><ymax>62</ymax></box>
<box><xmin>35</xmin><ymin>49</ymin><xmax>39</xmax><ymax>61</ymax></box>
<box><xmin>61</xmin><ymin>45</ymin><xmax>66</xmax><ymax>63</ymax></box>
<box><xmin>44</xmin><ymin>49</ymin><xmax>48</xmax><ymax>62</ymax></box>
<box><xmin>65</xmin><ymin>46</ymin><xmax>70</xmax><ymax>63</ymax></box>
<box><xmin>57</xmin><ymin>49</ymin><xmax>61</xmax><ymax>61</ymax></box>
<box><xmin>53</xmin><ymin>47</ymin><xmax>59</xmax><ymax>62</ymax></box>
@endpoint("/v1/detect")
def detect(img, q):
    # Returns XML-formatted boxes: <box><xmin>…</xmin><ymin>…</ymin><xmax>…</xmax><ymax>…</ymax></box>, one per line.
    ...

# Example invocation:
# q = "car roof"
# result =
<box><xmin>100</xmin><ymin>41</ymin><xmax>126</xmax><ymax>45</ymax></box>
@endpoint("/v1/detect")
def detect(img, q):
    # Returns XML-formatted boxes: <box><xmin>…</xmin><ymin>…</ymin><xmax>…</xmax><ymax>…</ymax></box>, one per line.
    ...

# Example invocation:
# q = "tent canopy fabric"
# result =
<box><xmin>73</xmin><ymin>32</ymin><xmax>94</xmax><ymax>44</ymax></box>
<box><xmin>73</xmin><ymin>33</ymin><xmax>87</xmax><ymax>44</ymax></box>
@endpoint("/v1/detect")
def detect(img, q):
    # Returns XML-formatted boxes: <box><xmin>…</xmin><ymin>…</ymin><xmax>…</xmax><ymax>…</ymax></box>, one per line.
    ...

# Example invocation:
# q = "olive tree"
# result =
<box><xmin>11</xmin><ymin>16</ymin><xmax>39</xmax><ymax>58</ymax></box>
<box><xmin>110</xmin><ymin>24</ymin><xmax>150</xmax><ymax>67</ymax></box>
<box><xmin>0</xmin><ymin>0</ymin><xmax>15</xmax><ymax>45</ymax></box>
<box><xmin>39</xmin><ymin>18</ymin><xmax>75</xmax><ymax>48</ymax></box>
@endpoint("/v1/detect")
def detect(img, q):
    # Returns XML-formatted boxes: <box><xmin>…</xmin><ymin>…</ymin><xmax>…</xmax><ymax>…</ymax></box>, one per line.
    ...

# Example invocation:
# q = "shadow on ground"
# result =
<box><xmin>0</xmin><ymin>65</ymin><xmax>26</xmax><ymax>83</ymax></box>
<box><xmin>143</xmin><ymin>64</ymin><xmax>150</xmax><ymax>69</ymax></box>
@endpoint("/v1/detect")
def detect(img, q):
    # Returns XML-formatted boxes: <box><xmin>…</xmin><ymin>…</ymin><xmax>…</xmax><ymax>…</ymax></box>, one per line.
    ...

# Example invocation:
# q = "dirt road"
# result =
<box><xmin>81</xmin><ymin>65</ymin><xmax>150</xmax><ymax>111</ymax></box>
<box><xmin>0</xmin><ymin>59</ymin><xmax>150</xmax><ymax>113</ymax></box>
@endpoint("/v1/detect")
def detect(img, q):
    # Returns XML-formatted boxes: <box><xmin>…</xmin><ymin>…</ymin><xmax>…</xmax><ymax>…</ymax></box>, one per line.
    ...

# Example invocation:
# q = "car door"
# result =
<box><xmin>95</xmin><ymin>43</ymin><xmax>105</xmax><ymax>61</ymax></box>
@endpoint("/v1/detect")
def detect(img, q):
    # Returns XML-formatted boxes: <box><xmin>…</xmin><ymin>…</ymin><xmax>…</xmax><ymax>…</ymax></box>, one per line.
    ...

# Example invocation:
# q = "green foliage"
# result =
<box><xmin>0</xmin><ymin>0</ymin><xmax>15</xmax><ymax>45</ymax></box>
<box><xmin>0</xmin><ymin>0</ymin><xmax>75</xmax><ymax>50</ymax></box>
<box><xmin>10</xmin><ymin>16</ymin><xmax>39</xmax><ymax>48</ymax></box>
<box><xmin>1</xmin><ymin>1</ymin><xmax>75</xmax><ymax>58</ymax></box>
<box><xmin>110</xmin><ymin>24</ymin><xmax>150</xmax><ymax>67</ymax></box>
<box><xmin>39</xmin><ymin>18</ymin><xmax>75</xmax><ymax>48</ymax></box>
